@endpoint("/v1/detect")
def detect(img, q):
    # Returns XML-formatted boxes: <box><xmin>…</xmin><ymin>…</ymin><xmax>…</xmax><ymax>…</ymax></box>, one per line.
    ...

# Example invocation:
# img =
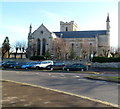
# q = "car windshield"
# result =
<box><xmin>27</xmin><ymin>61</ymin><xmax>41</xmax><ymax>65</ymax></box>
<box><xmin>16</xmin><ymin>62</ymin><xmax>26</xmax><ymax>65</ymax></box>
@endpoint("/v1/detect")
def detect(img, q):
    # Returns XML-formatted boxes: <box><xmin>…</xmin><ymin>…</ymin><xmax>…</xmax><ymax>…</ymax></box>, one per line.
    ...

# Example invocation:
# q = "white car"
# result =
<box><xmin>33</xmin><ymin>60</ymin><xmax>54</xmax><ymax>69</ymax></box>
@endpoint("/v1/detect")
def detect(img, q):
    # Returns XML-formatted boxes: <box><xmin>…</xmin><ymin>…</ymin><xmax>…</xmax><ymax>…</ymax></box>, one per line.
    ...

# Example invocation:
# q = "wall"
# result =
<box><xmin>91</xmin><ymin>62</ymin><xmax>120</xmax><ymax>68</ymax></box>
<box><xmin>2</xmin><ymin>58</ymin><xmax>30</xmax><ymax>62</ymax></box>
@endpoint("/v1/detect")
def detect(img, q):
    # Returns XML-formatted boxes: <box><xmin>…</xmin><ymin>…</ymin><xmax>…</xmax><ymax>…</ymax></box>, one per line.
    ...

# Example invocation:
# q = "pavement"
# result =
<box><xmin>1</xmin><ymin>68</ymin><xmax>120</xmax><ymax>108</ymax></box>
<box><xmin>2</xmin><ymin>80</ymin><xmax>119</xmax><ymax>108</ymax></box>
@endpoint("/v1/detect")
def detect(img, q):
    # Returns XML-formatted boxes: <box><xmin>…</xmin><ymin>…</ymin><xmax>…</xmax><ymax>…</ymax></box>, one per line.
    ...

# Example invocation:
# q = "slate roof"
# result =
<box><xmin>54</xmin><ymin>30</ymin><xmax>107</xmax><ymax>38</ymax></box>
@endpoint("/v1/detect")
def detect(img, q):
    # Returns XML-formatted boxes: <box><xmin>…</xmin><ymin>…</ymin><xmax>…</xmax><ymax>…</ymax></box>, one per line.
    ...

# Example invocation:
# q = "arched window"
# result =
<box><xmin>90</xmin><ymin>43</ymin><xmax>92</xmax><ymax>53</ymax></box>
<box><xmin>42</xmin><ymin>39</ymin><xmax>46</xmax><ymax>55</ymax></box>
<box><xmin>37</xmin><ymin>39</ymin><xmax>41</xmax><ymax>56</ymax></box>
<box><xmin>72</xmin><ymin>43</ymin><xmax>74</xmax><ymax>50</ymax></box>
<box><xmin>66</xmin><ymin>27</ymin><xmax>68</xmax><ymax>31</ymax></box>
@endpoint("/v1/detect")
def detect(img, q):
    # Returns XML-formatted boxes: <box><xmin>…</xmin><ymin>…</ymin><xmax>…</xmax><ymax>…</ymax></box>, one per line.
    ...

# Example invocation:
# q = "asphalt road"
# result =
<box><xmin>2</xmin><ymin>69</ymin><xmax>119</xmax><ymax>106</ymax></box>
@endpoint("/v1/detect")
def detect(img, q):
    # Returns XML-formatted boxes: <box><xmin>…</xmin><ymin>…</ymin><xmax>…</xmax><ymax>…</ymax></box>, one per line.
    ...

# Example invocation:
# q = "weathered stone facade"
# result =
<box><xmin>60</xmin><ymin>21</ymin><xmax>78</xmax><ymax>31</ymax></box>
<box><xmin>27</xmin><ymin>14</ymin><xmax>110</xmax><ymax>59</ymax></box>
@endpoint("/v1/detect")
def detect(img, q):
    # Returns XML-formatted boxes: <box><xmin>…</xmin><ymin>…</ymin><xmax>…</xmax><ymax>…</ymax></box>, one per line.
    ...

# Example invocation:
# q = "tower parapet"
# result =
<box><xmin>60</xmin><ymin>21</ymin><xmax>78</xmax><ymax>32</ymax></box>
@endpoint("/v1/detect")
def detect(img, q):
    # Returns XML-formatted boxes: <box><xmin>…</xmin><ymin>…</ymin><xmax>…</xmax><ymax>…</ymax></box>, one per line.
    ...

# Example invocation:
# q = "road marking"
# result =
<box><xmin>2</xmin><ymin>79</ymin><xmax>119</xmax><ymax>108</ymax></box>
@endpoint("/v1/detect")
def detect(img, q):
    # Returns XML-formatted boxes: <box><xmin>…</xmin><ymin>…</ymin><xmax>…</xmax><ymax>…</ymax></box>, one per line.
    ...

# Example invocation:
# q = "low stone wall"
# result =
<box><xmin>91</xmin><ymin>62</ymin><xmax>120</xmax><ymax>68</ymax></box>
<box><xmin>2</xmin><ymin>58</ymin><xmax>30</xmax><ymax>62</ymax></box>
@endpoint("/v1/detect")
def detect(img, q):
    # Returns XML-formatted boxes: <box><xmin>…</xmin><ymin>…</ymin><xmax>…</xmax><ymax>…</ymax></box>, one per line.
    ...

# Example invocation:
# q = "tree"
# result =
<box><xmin>14</xmin><ymin>41</ymin><xmax>27</xmax><ymax>58</ymax></box>
<box><xmin>52</xmin><ymin>38</ymin><xmax>64</xmax><ymax>59</ymax></box>
<box><xmin>98</xmin><ymin>42</ymin><xmax>110</xmax><ymax>57</ymax></box>
<box><xmin>63</xmin><ymin>42</ymin><xmax>72</xmax><ymax>60</ymax></box>
<box><xmin>110</xmin><ymin>47</ymin><xmax>120</xmax><ymax>58</ymax></box>
<box><xmin>44</xmin><ymin>50</ymin><xmax>51</xmax><ymax>59</ymax></box>
<box><xmin>69</xmin><ymin>50</ymin><xmax>76</xmax><ymax>60</ymax></box>
<box><xmin>52</xmin><ymin>38</ymin><xmax>72</xmax><ymax>60</ymax></box>
<box><xmin>2</xmin><ymin>36</ymin><xmax>10</xmax><ymax>59</ymax></box>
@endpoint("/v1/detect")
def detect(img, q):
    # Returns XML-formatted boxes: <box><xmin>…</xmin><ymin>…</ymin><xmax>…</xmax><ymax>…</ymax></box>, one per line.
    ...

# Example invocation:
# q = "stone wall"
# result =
<box><xmin>91</xmin><ymin>62</ymin><xmax>120</xmax><ymax>68</ymax></box>
<box><xmin>2</xmin><ymin>58</ymin><xmax>30</xmax><ymax>62</ymax></box>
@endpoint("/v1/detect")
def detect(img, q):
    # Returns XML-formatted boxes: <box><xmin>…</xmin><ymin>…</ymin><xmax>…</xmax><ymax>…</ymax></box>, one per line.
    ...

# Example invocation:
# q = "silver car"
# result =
<box><xmin>33</xmin><ymin>60</ymin><xmax>54</xmax><ymax>69</ymax></box>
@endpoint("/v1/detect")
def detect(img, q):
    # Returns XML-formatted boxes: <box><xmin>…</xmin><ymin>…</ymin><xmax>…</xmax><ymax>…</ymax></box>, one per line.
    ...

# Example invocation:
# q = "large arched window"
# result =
<box><xmin>37</xmin><ymin>39</ymin><xmax>41</xmax><ymax>56</ymax></box>
<box><xmin>42</xmin><ymin>39</ymin><xmax>46</xmax><ymax>55</ymax></box>
<box><xmin>72</xmin><ymin>43</ymin><xmax>74</xmax><ymax>50</ymax></box>
<box><xmin>90</xmin><ymin>43</ymin><xmax>93</xmax><ymax>53</ymax></box>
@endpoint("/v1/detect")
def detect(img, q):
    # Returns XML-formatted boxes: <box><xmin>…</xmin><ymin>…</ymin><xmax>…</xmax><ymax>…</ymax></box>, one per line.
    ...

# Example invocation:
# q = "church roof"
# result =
<box><xmin>54</xmin><ymin>30</ymin><xmax>107</xmax><ymax>38</ymax></box>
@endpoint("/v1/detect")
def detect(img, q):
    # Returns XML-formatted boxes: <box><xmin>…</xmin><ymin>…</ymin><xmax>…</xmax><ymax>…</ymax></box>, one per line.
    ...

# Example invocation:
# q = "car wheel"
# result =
<box><xmin>81</xmin><ymin>69</ymin><xmax>84</xmax><ymax>71</ymax></box>
<box><xmin>67</xmin><ymin>69</ymin><xmax>69</xmax><ymax>71</ymax></box>
<box><xmin>50</xmin><ymin>68</ymin><xmax>53</xmax><ymax>71</ymax></box>
<box><xmin>25</xmin><ymin>67</ymin><xmax>28</xmax><ymax>70</ymax></box>
<box><xmin>36</xmin><ymin>66</ymin><xmax>40</xmax><ymax>70</ymax></box>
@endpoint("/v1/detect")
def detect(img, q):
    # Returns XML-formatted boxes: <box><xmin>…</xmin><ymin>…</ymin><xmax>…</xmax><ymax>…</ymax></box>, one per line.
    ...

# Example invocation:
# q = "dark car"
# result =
<box><xmin>2</xmin><ymin>61</ymin><xmax>17</xmax><ymax>68</ymax></box>
<box><xmin>63</xmin><ymin>63</ymin><xmax>87</xmax><ymax>71</ymax></box>
<box><xmin>14</xmin><ymin>62</ymin><xmax>27</xmax><ymax>69</ymax></box>
<box><xmin>46</xmin><ymin>62</ymin><xmax>66</xmax><ymax>70</ymax></box>
<box><xmin>0</xmin><ymin>62</ymin><xmax>4</xmax><ymax>68</ymax></box>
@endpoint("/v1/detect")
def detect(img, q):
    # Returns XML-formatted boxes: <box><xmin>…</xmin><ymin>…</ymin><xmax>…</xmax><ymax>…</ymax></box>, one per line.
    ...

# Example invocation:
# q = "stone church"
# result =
<box><xmin>27</xmin><ymin>14</ymin><xmax>110</xmax><ymax>60</ymax></box>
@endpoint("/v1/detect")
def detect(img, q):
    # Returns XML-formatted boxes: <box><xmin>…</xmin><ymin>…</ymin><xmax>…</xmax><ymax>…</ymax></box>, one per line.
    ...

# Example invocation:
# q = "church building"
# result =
<box><xmin>27</xmin><ymin>14</ymin><xmax>110</xmax><ymax>60</ymax></box>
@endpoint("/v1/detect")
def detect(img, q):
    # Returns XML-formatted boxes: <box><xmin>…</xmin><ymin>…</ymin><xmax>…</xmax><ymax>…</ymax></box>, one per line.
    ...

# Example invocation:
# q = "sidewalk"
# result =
<box><xmin>2</xmin><ymin>80</ymin><xmax>119</xmax><ymax>108</ymax></box>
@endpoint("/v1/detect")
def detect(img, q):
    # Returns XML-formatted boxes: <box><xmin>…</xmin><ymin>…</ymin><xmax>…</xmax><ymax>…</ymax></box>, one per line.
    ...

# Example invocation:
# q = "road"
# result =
<box><xmin>2</xmin><ymin>69</ymin><xmax>119</xmax><ymax>105</ymax></box>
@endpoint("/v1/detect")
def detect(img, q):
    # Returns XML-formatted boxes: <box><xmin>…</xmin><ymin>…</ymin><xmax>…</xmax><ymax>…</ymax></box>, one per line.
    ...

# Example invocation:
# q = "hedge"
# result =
<box><xmin>92</xmin><ymin>57</ymin><xmax>120</xmax><ymax>63</ymax></box>
<box><xmin>30</xmin><ymin>56</ymin><xmax>45</xmax><ymax>60</ymax></box>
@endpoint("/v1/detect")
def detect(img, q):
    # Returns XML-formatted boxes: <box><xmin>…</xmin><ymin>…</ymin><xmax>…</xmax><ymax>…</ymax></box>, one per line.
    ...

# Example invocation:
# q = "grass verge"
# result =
<box><xmin>85</xmin><ymin>76</ymin><xmax>120</xmax><ymax>83</ymax></box>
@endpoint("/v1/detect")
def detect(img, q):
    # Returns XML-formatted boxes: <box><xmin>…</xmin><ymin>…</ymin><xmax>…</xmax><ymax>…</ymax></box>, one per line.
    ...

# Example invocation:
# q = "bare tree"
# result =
<box><xmin>27</xmin><ymin>39</ymin><xmax>37</xmax><ymax>58</ymax></box>
<box><xmin>63</xmin><ymin>42</ymin><xmax>72</xmax><ymax>60</ymax></box>
<box><xmin>79</xmin><ymin>40</ymin><xmax>97</xmax><ymax>61</ymax></box>
<box><xmin>52</xmin><ymin>38</ymin><xmax>72</xmax><ymax>60</ymax></box>
<box><xmin>110</xmin><ymin>47</ymin><xmax>120</xmax><ymax>58</ymax></box>
<box><xmin>98</xmin><ymin>42</ymin><xmax>110</xmax><ymax>57</ymax></box>
<box><xmin>14</xmin><ymin>41</ymin><xmax>27</xmax><ymax>58</ymax></box>
<box><xmin>52</xmin><ymin>38</ymin><xmax>64</xmax><ymax>59</ymax></box>
<box><xmin>80</xmin><ymin>40</ymin><xmax>90</xmax><ymax>60</ymax></box>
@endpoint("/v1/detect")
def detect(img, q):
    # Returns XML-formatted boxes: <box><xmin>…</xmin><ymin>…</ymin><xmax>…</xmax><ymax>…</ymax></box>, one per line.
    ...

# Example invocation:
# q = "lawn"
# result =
<box><xmin>85</xmin><ymin>76</ymin><xmax>120</xmax><ymax>83</ymax></box>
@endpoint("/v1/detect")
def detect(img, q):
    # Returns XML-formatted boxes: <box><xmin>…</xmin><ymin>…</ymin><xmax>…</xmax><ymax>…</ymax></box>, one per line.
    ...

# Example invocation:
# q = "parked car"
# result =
<box><xmin>34</xmin><ymin>60</ymin><xmax>54</xmax><ymax>69</ymax></box>
<box><xmin>63</xmin><ymin>63</ymin><xmax>87</xmax><ymax>71</ymax></box>
<box><xmin>14</xmin><ymin>62</ymin><xmax>27</xmax><ymax>69</ymax></box>
<box><xmin>0</xmin><ymin>62</ymin><xmax>4</xmax><ymax>67</ymax></box>
<box><xmin>30</xmin><ymin>61</ymin><xmax>41</xmax><ymax>69</ymax></box>
<box><xmin>21</xmin><ymin>62</ymin><xmax>33</xmax><ymax>69</ymax></box>
<box><xmin>2</xmin><ymin>61</ymin><xmax>17</xmax><ymax>68</ymax></box>
<box><xmin>20</xmin><ymin>62</ymin><xmax>41</xmax><ymax>69</ymax></box>
<box><xmin>46</xmin><ymin>62</ymin><xmax>66</xmax><ymax>70</ymax></box>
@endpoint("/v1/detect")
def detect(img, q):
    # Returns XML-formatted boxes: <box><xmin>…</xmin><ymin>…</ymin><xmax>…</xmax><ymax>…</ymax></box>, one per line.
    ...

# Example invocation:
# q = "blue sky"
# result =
<box><xmin>0</xmin><ymin>0</ymin><xmax>119</xmax><ymax>49</ymax></box>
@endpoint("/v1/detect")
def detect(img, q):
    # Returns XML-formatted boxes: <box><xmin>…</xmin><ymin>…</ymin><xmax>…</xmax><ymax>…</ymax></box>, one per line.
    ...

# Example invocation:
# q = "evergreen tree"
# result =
<box><xmin>2</xmin><ymin>36</ymin><xmax>10</xmax><ymax>59</ymax></box>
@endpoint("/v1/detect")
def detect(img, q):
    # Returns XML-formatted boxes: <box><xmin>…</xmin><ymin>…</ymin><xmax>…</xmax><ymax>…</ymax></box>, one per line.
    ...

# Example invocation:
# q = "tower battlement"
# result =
<box><xmin>60</xmin><ymin>21</ymin><xmax>78</xmax><ymax>32</ymax></box>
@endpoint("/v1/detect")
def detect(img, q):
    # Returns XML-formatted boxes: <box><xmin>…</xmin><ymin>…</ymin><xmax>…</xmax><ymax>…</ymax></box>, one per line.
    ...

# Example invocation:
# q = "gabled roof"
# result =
<box><xmin>54</xmin><ymin>30</ymin><xmax>107</xmax><ymax>38</ymax></box>
<box><xmin>32</xmin><ymin>24</ymin><xmax>51</xmax><ymax>35</ymax></box>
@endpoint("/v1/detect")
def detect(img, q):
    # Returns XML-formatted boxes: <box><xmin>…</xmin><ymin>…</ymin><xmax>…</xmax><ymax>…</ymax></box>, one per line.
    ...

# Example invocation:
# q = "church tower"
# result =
<box><xmin>28</xmin><ymin>24</ymin><xmax>32</xmax><ymax>38</ymax></box>
<box><xmin>28</xmin><ymin>24</ymin><xmax>34</xmax><ymax>58</ymax></box>
<box><xmin>60</xmin><ymin>21</ymin><xmax>78</xmax><ymax>32</ymax></box>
